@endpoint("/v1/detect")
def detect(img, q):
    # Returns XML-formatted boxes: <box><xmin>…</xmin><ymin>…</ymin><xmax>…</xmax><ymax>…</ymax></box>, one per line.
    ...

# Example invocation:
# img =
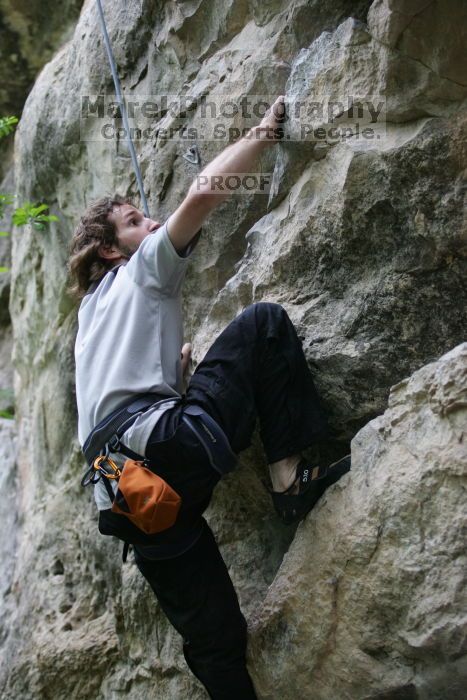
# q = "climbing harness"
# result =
<box><xmin>80</xmin><ymin>382</ymin><xmax>238</xmax><ymax>561</ymax></box>
<box><xmin>81</xmin><ymin>395</ymin><xmax>238</xmax><ymax>500</ymax></box>
<box><xmin>80</xmin><ymin>390</ymin><xmax>184</xmax><ymax>562</ymax></box>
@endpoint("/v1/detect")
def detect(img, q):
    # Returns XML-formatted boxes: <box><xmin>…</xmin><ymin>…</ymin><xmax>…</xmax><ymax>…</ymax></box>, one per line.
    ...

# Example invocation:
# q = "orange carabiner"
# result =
<box><xmin>93</xmin><ymin>455</ymin><xmax>122</xmax><ymax>480</ymax></box>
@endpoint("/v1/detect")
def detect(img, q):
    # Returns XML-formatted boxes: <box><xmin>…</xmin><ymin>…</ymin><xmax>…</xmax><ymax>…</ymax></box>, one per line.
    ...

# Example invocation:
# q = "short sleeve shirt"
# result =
<box><xmin>74</xmin><ymin>221</ymin><xmax>200</xmax><ymax>509</ymax></box>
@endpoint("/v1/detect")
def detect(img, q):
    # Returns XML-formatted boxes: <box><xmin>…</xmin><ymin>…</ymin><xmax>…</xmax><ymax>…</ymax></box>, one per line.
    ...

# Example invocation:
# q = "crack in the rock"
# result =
<box><xmin>418</xmin><ymin>498</ymin><xmax>426</xmax><ymax>554</ymax></box>
<box><xmin>394</xmin><ymin>0</ymin><xmax>436</xmax><ymax>32</ymax></box>
<box><xmin>368</xmin><ymin>2</ymin><xmax>467</xmax><ymax>89</ymax></box>
<box><xmin>155</xmin><ymin>617</ymin><xmax>161</xmax><ymax>658</ymax></box>
<box><xmin>368</xmin><ymin>522</ymin><xmax>384</xmax><ymax>565</ymax></box>
<box><xmin>400</xmin><ymin>51</ymin><xmax>467</xmax><ymax>89</ymax></box>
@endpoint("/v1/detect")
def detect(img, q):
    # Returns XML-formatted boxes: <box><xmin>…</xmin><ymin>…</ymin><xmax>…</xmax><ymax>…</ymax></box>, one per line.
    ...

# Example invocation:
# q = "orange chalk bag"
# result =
<box><xmin>82</xmin><ymin>453</ymin><xmax>182</xmax><ymax>535</ymax></box>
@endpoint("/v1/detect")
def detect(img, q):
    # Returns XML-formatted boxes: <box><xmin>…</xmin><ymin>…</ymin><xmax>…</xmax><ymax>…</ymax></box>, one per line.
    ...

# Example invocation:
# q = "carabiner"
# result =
<box><xmin>94</xmin><ymin>455</ymin><xmax>122</xmax><ymax>479</ymax></box>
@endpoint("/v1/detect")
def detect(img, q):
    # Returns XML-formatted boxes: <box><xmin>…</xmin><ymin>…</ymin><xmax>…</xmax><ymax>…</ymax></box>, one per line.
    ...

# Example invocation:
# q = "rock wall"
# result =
<box><xmin>249</xmin><ymin>342</ymin><xmax>467</xmax><ymax>699</ymax></box>
<box><xmin>0</xmin><ymin>0</ymin><xmax>466</xmax><ymax>698</ymax></box>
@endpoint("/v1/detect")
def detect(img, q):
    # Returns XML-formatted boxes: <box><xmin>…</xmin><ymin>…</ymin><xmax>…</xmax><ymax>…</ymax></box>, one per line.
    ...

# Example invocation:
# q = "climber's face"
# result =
<box><xmin>99</xmin><ymin>203</ymin><xmax>162</xmax><ymax>264</ymax></box>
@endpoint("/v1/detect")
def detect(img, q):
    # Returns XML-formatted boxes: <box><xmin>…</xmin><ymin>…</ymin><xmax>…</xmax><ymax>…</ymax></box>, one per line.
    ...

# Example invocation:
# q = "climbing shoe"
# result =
<box><xmin>267</xmin><ymin>454</ymin><xmax>351</xmax><ymax>525</ymax></box>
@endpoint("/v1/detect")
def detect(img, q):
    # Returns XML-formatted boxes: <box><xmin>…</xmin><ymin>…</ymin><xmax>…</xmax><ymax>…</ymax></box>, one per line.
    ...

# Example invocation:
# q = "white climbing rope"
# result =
<box><xmin>95</xmin><ymin>0</ymin><xmax>150</xmax><ymax>217</ymax></box>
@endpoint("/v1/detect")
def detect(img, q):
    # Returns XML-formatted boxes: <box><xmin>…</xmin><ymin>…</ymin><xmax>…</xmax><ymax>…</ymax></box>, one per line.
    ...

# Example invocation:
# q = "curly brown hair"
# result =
<box><xmin>67</xmin><ymin>194</ymin><xmax>135</xmax><ymax>302</ymax></box>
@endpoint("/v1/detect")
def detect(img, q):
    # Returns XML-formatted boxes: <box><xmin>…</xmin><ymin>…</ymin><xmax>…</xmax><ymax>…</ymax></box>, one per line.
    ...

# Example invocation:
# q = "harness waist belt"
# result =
<box><xmin>83</xmin><ymin>395</ymin><xmax>238</xmax><ymax>477</ymax></box>
<box><xmin>83</xmin><ymin>393</ymin><xmax>178</xmax><ymax>466</ymax></box>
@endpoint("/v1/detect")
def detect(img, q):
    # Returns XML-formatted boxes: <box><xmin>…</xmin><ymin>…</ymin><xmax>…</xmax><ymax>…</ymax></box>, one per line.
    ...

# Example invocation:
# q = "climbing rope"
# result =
<box><xmin>95</xmin><ymin>0</ymin><xmax>150</xmax><ymax>217</ymax></box>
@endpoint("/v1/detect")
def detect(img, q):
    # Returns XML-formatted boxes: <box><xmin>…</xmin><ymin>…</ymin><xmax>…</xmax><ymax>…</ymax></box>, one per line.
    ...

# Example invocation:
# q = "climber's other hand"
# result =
<box><xmin>181</xmin><ymin>343</ymin><xmax>192</xmax><ymax>376</ymax></box>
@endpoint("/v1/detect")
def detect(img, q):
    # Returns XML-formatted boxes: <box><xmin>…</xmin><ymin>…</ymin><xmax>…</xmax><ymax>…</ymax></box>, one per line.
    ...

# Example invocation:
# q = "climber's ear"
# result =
<box><xmin>98</xmin><ymin>242</ymin><xmax>120</xmax><ymax>260</ymax></box>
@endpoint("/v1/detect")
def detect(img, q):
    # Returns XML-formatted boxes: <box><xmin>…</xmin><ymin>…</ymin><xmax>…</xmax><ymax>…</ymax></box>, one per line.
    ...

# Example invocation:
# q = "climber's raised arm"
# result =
<box><xmin>166</xmin><ymin>95</ymin><xmax>285</xmax><ymax>253</ymax></box>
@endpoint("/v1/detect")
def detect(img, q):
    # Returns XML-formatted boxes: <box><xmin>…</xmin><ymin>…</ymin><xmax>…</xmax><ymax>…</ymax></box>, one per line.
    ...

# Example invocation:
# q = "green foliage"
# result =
<box><xmin>0</xmin><ymin>116</ymin><xmax>54</xmax><ymax>418</ymax></box>
<box><xmin>12</xmin><ymin>202</ymin><xmax>59</xmax><ymax>230</ymax></box>
<box><xmin>0</xmin><ymin>116</ymin><xmax>18</xmax><ymax>139</ymax></box>
<box><xmin>0</xmin><ymin>388</ymin><xmax>14</xmax><ymax>420</ymax></box>
<box><xmin>0</xmin><ymin>115</ymin><xmax>60</xmax><ymax>274</ymax></box>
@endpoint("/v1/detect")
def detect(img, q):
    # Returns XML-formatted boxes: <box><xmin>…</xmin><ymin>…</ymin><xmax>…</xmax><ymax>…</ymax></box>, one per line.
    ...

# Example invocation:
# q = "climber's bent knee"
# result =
<box><xmin>243</xmin><ymin>300</ymin><xmax>285</xmax><ymax>317</ymax></box>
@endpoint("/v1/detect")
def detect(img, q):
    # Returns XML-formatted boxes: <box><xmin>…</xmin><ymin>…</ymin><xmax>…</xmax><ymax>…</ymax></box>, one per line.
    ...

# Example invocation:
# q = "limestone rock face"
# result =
<box><xmin>0</xmin><ymin>167</ymin><xmax>14</xmax><ymax>327</ymax></box>
<box><xmin>249</xmin><ymin>342</ymin><xmax>467</xmax><ymax>699</ymax></box>
<box><xmin>0</xmin><ymin>0</ymin><xmax>466</xmax><ymax>698</ymax></box>
<box><xmin>0</xmin><ymin>418</ymin><xmax>18</xmax><ymax>648</ymax></box>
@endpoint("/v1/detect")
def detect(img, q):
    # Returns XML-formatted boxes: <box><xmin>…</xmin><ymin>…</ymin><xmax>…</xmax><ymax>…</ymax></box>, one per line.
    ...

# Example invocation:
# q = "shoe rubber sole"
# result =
<box><xmin>270</xmin><ymin>454</ymin><xmax>351</xmax><ymax>525</ymax></box>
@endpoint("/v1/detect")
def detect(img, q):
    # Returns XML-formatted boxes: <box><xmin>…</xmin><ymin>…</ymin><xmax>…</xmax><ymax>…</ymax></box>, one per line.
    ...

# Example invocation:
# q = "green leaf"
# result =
<box><xmin>12</xmin><ymin>201</ymin><xmax>59</xmax><ymax>229</ymax></box>
<box><xmin>0</xmin><ymin>409</ymin><xmax>14</xmax><ymax>419</ymax></box>
<box><xmin>30</xmin><ymin>203</ymin><xmax>48</xmax><ymax>216</ymax></box>
<box><xmin>0</xmin><ymin>267</ymin><xmax>9</xmax><ymax>272</ymax></box>
<box><xmin>0</xmin><ymin>231</ymin><xmax>10</xmax><ymax>237</ymax></box>
<box><xmin>12</xmin><ymin>209</ymin><xmax>28</xmax><ymax>226</ymax></box>
<box><xmin>0</xmin><ymin>116</ymin><xmax>18</xmax><ymax>139</ymax></box>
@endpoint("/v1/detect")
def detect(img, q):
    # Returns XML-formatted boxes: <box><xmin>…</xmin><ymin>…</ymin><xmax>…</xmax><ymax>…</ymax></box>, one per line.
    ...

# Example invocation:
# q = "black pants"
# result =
<box><xmin>134</xmin><ymin>303</ymin><xmax>328</xmax><ymax>699</ymax></box>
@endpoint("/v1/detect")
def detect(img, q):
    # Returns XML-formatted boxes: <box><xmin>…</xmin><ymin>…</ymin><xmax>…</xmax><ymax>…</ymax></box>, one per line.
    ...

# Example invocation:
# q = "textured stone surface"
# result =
<box><xmin>0</xmin><ymin>418</ymin><xmax>18</xmax><ymax>651</ymax></box>
<box><xmin>249</xmin><ymin>342</ymin><xmax>467</xmax><ymax>699</ymax></box>
<box><xmin>0</xmin><ymin>165</ymin><xmax>14</xmax><ymax>327</ymax></box>
<box><xmin>0</xmin><ymin>0</ymin><xmax>466</xmax><ymax>697</ymax></box>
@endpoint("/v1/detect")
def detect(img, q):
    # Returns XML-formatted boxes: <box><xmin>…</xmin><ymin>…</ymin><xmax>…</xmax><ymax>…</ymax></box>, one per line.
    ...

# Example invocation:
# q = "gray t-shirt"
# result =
<box><xmin>74</xmin><ymin>220</ymin><xmax>199</xmax><ymax>509</ymax></box>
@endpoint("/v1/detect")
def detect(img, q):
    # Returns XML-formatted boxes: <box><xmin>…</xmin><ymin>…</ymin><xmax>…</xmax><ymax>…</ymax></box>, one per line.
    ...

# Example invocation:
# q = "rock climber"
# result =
<box><xmin>69</xmin><ymin>94</ymin><xmax>351</xmax><ymax>699</ymax></box>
